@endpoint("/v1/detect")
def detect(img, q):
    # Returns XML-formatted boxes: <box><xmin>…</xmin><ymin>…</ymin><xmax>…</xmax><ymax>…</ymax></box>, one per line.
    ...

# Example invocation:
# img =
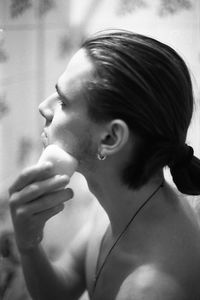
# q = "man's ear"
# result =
<box><xmin>100</xmin><ymin>119</ymin><xmax>130</xmax><ymax>156</ymax></box>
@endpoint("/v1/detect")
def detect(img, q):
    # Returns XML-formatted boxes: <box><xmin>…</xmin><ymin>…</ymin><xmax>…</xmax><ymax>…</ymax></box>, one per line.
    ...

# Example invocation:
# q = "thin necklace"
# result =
<box><xmin>91</xmin><ymin>180</ymin><xmax>164</xmax><ymax>297</ymax></box>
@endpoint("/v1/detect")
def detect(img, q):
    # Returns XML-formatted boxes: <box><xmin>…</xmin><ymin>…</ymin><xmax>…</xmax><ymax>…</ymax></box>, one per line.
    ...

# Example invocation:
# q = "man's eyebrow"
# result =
<box><xmin>55</xmin><ymin>84</ymin><xmax>68</xmax><ymax>101</ymax></box>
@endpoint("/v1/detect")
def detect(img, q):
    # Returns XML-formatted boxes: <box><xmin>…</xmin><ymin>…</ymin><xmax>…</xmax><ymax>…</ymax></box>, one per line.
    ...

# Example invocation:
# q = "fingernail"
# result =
<box><xmin>56</xmin><ymin>175</ymin><xmax>69</xmax><ymax>182</ymax></box>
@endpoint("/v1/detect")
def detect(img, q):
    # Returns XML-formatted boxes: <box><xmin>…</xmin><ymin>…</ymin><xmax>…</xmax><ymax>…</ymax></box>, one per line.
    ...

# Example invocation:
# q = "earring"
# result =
<box><xmin>97</xmin><ymin>151</ymin><xmax>107</xmax><ymax>160</ymax></box>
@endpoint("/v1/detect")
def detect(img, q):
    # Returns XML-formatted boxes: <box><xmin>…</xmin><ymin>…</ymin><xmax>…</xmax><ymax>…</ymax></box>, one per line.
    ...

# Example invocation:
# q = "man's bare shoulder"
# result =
<box><xmin>116</xmin><ymin>264</ymin><xmax>187</xmax><ymax>300</ymax></box>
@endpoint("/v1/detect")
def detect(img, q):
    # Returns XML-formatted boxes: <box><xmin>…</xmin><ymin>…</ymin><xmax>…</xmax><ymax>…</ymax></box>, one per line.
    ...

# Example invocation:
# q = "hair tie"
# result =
<box><xmin>170</xmin><ymin>144</ymin><xmax>194</xmax><ymax>169</ymax></box>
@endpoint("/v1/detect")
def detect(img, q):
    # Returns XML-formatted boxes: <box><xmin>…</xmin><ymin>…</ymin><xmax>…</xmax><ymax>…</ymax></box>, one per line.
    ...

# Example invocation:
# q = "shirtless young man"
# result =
<box><xmin>9</xmin><ymin>30</ymin><xmax>200</xmax><ymax>300</ymax></box>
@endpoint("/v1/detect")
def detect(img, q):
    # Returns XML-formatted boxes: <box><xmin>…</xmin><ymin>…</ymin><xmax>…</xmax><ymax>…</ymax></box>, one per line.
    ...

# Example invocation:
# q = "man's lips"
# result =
<box><xmin>41</xmin><ymin>131</ymin><xmax>48</xmax><ymax>147</ymax></box>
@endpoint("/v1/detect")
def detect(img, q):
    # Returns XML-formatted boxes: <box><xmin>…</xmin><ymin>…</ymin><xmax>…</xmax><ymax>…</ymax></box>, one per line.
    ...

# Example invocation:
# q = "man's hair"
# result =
<box><xmin>81</xmin><ymin>30</ymin><xmax>194</xmax><ymax>189</ymax></box>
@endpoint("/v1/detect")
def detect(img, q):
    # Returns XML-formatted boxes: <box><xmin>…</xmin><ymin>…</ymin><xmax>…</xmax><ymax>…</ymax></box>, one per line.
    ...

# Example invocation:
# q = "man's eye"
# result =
<box><xmin>57</xmin><ymin>96</ymin><xmax>65</xmax><ymax>107</ymax></box>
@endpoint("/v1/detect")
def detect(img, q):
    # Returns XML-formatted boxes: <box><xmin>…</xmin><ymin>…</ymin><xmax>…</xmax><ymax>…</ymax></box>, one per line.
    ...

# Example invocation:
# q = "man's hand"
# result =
<box><xmin>9</xmin><ymin>162</ymin><xmax>73</xmax><ymax>253</ymax></box>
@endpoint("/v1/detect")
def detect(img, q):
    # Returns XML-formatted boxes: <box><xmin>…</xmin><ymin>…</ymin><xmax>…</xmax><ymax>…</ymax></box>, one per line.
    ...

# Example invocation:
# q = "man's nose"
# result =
<box><xmin>38</xmin><ymin>96</ymin><xmax>55</xmax><ymax>122</ymax></box>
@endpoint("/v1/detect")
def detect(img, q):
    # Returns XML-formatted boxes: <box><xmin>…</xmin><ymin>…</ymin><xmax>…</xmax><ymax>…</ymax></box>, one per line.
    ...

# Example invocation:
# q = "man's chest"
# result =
<box><xmin>85</xmin><ymin>227</ymin><xmax>140</xmax><ymax>300</ymax></box>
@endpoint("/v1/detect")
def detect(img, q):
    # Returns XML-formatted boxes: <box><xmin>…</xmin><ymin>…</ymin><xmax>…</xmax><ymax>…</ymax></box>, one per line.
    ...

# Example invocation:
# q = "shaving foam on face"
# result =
<box><xmin>38</xmin><ymin>145</ymin><xmax>78</xmax><ymax>177</ymax></box>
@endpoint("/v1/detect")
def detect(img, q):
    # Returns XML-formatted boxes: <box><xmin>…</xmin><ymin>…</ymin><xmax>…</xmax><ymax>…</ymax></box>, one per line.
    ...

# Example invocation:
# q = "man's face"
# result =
<box><xmin>39</xmin><ymin>49</ymin><xmax>98</xmax><ymax>171</ymax></box>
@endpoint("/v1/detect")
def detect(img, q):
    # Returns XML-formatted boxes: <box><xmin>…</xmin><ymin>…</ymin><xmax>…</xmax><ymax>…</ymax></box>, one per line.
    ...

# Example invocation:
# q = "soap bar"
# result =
<box><xmin>38</xmin><ymin>145</ymin><xmax>78</xmax><ymax>178</ymax></box>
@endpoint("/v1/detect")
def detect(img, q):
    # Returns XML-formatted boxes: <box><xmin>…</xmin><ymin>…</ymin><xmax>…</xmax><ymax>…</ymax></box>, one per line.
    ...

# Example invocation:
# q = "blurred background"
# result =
<box><xmin>0</xmin><ymin>0</ymin><xmax>200</xmax><ymax>299</ymax></box>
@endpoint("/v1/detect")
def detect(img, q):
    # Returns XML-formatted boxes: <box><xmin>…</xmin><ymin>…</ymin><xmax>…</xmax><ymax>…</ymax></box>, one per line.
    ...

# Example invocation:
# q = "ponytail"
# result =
<box><xmin>169</xmin><ymin>145</ymin><xmax>200</xmax><ymax>195</ymax></box>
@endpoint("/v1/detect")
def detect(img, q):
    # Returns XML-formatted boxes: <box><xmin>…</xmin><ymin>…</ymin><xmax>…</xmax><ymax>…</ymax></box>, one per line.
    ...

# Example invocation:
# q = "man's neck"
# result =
<box><xmin>86</xmin><ymin>171</ymin><xmax>165</xmax><ymax>239</ymax></box>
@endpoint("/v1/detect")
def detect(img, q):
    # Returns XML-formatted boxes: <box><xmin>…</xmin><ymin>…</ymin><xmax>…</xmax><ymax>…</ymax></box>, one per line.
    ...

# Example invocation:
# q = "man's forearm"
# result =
<box><xmin>19</xmin><ymin>245</ymin><xmax>73</xmax><ymax>300</ymax></box>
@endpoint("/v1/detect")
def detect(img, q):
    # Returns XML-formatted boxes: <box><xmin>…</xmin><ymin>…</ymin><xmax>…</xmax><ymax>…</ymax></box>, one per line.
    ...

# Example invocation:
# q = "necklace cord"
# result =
<box><xmin>92</xmin><ymin>180</ymin><xmax>164</xmax><ymax>296</ymax></box>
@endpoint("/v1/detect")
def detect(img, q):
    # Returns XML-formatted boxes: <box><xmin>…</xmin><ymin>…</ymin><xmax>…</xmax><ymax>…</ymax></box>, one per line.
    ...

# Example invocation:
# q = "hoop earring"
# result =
<box><xmin>97</xmin><ymin>152</ymin><xmax>107</xmax><ymax>161</ymax></box>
